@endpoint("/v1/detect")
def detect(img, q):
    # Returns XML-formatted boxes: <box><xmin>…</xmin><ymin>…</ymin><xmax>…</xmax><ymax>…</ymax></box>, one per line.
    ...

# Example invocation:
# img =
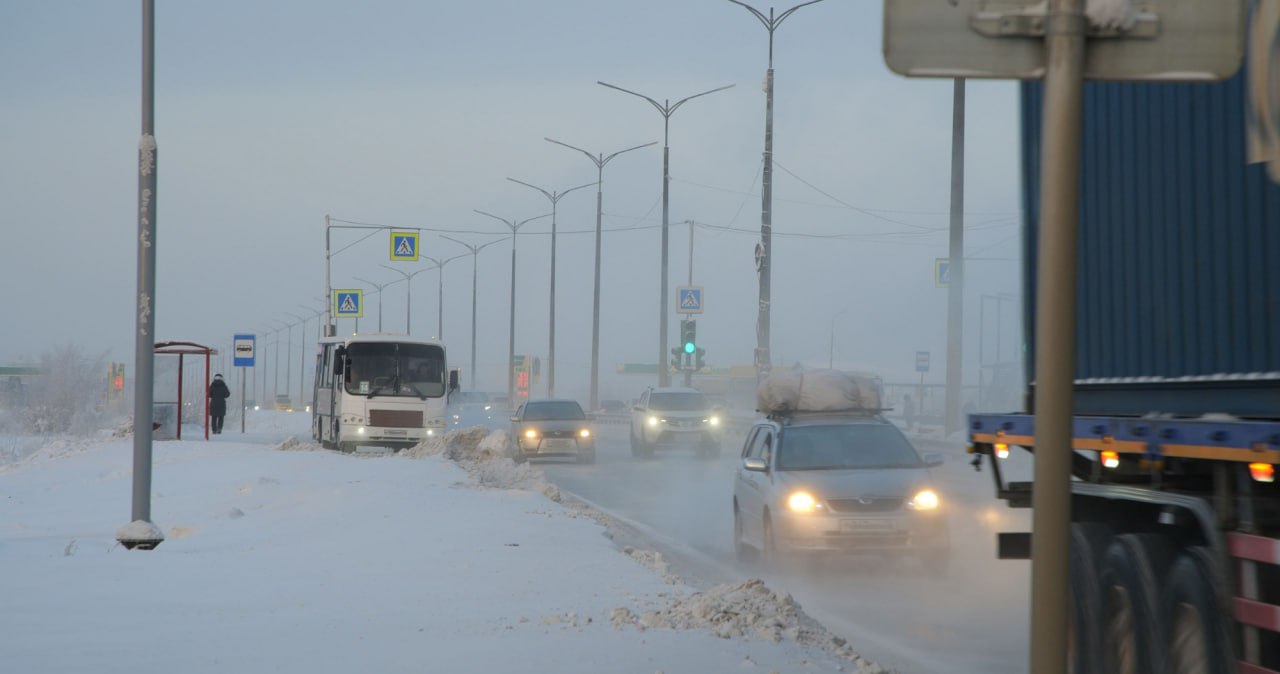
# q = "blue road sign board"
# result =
<box><xmin>391</xmin><ymin>232</ymin><xmax>419</xmax><ymax>261</ymax></box>
<box><xmin>935</xmin><ymin>258</ymin><xmax>950</xmax><ymax>288</ymax></box>
<box><xmin>677</xmin><ymin>286</ymin><xmax>704</xmax><ymax>314</ymax></box>
<box><xmin>334</xmin><ymin>289</ymin><xmax>364</xmax><ymax>318</ymax></box>
<box><xmin>916</xmin><ymin>350</ymin><xmax>931</xmax><ymax>373</ymax></box>
<box><xmin>233</xmin><ymin>334</ymin><xmax>256</xmax><ymax>367</ymax></box>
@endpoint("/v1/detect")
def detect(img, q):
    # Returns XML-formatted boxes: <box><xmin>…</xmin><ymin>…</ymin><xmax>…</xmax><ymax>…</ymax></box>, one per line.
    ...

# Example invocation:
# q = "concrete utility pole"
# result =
<box><xmin>597</xmin><ymin>80</ymin><xmax>733</xmax><ymax>387</ymax></box>
<box><xmin>945</xmin><ymin>79</ymin><xmax>966</xmax><ymax>436</ymax></box>
<box><xmin>544</xmin><ymin>137</ymin><xmax>655</xmax><ymax>410</ymax></box>
<box><xmin>506</xmin><ymin>178</ymin><xmax>594</xmax><ymax>398</ymax></box>
<box><xmin>725</xmin><ymin>0</ymin><xmax>826</xmax><ymax>383</ymax></box>
<box><xmin>440</xmin><ymin>235</ymin><xmax>504</xmax><ymax>391</ymax></box>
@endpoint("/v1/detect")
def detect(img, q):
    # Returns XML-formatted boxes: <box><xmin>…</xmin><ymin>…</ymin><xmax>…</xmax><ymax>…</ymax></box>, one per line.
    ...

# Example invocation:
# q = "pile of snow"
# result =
<box><xmin>395</xmin><ymin>428</ymin><xmax>884</xmax><ymax>669</ymax></box>
<box><xmin>757</xmin><ymin>369</ymin><xmax>882</xmax><ymax>415</ymax></box>
<box><xmin>403</xmin><ymin>427</ymin><xmax>561</xmax><ymax>501</ymax></box>
<box><xmin>611</xmin><ymin>578</ymin><xmax>887</xmax><ymax>673</ymax></box>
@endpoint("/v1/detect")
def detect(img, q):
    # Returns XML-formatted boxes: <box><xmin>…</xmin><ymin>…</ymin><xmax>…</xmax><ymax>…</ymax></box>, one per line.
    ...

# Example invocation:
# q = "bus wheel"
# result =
<box><xmin>1100</xmin><ymin>533</ymin><xmax>1174</xmax><ymax>674</ymax></box>
<box><xmin>1164</xmin><ymin>546</ymin><xmax>1233</xmax><ymax>674</ymax></box>
<box><xmin>1069</xmin><ymin>523</ymin><xmax>1111</xmax><ymax>674</ymax></box>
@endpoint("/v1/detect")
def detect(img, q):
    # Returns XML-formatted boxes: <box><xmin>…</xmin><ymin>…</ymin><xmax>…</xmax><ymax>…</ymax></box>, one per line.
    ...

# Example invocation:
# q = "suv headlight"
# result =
<box><xmin>647</xmin><ymin>416</ymin><xmax>659</xmax><ymax>427</ymax></box>
<box><xmin>707</xmin><ymin>416</ymin><xmax>721</xmax><ymax>427</ymax></box>
<box><xmin>907</xmin><ymin>489</ymin><xmax>940</xmax><ymax>510</ymax></box>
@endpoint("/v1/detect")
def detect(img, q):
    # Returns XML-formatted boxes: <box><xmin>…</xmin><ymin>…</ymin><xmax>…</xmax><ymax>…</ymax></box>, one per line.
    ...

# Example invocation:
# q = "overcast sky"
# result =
<box><xmin>0</xmin><ymin>0</ymin><xmax>1023</xmax><ymax>400</ymax></box>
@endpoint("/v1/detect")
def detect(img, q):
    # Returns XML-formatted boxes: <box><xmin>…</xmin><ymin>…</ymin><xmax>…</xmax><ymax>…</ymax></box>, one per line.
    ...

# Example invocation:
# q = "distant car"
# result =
<box><xmin>449</xmin><ymin>402</ymin><xmax>500</xmax><ymax>431</ymax></box>
<box><xmin>628</xmin><ymin>387</ymin><xmax>724</xmax><ymax>459</ymax></box>
<box><xmin>510</xmin><ymin>399</ymin><xmax>595</xmax><ymax>464</ymax></box>
<box><xmin>274</xmin><ymin>395</ymin><xmax>293</xmax><ymax>412</ymax></box>
<box><xmin>731</xmin><ymin>413</ymin><xmax>950</xmax><ymax>572</ymax></box>
<box><xmin>597</xmin><ymin>399</ymin><xmax>626</xmax><ymax>414</ymax></box>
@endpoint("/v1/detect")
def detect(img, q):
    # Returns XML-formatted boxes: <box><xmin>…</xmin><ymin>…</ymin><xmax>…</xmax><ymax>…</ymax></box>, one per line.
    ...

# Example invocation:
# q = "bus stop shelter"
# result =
<box><xmin>154</xmin><ymin>341</ymin><xmax>216</xmax><ymax>441</ymax></box>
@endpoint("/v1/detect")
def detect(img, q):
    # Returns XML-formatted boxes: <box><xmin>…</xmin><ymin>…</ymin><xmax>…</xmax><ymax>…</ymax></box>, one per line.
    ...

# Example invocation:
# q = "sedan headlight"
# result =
<box><xmin>708</xmin><ymin>416</ymin><xmax>721</xmax><ymax>427</ymax></box>
<box><xmin>908</xmin><ymin>489</ymin><xmax>940</xmax><ymax>510</ymax></box>
<box><xmin>786</xmin><ymin>491</ymin><xmax>819</xmax><ymax>513</ymax></box>
<box><xmin>646</xmin><ymin>416</ymin><xmax>659</xmax><ymax>427</ymax></box>
<box><xmin>578</xmin><ymin>428</ymin><xmax>591</xmax><ymax>438</ymax></box>
<box><xmin>524</xmin><ymin>429</ymin><xmax>539</xmax><ymax>439</ymax></box>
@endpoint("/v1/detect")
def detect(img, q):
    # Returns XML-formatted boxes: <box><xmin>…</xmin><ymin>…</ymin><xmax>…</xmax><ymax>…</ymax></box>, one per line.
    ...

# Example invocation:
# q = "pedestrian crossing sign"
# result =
<box><xmin>677</xmin><ymin>286</ymin><xmax>704</xmax><ymax>314</ymax></box>
<box><xmin>334</xmin><ymin>289</ymin><xmax>364</xmax><ymax>318</ymax></box>
<box><xmin>391</xmin><ymin>231</ymin><xmax>419</xmax><ymax>261</ymax></box>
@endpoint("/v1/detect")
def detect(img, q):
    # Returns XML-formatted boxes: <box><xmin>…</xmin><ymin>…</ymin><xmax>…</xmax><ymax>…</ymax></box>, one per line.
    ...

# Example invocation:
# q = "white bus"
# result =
<box><xmin>311</xmin><ymin>334</ymin><xmax>457</xmax><ymax>452</ymax></box>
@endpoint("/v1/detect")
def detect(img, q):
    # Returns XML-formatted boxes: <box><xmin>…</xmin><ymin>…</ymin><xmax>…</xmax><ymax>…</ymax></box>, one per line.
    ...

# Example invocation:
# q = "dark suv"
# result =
<box><xmin>628</xmin><ymin>387</ymin><xmax>724</xmax><ymax>458</ymax></box>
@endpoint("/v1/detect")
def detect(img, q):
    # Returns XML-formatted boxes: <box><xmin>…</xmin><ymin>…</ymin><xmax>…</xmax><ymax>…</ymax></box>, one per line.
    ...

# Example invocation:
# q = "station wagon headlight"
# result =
<box><xmin>708</xmin><ymin>416</ymin><xmax>721</xmax><ymax>426</ymax></box>
<box><xmin>525</xmin><ymin>429</ymin><xmax>539</xmax><ymax>439</ymax></box>
<box><xmin>647</xmin><ymin>416</ymin><xmax>659</xmax><ymax>427</ymax></box>
<box><xmin>786</xmin><ymin>491</ymin><xmax>819</xmax><ymax>513</ymax></box>
<box><xmin>908</xmin><ymin>489</ymin><xmax>940</xmax><ymax>510</ymax></box>
<box><xmin>578</xmin><ymin>429</ymin><xmax>591</xmax><ymax>438</ymax></box>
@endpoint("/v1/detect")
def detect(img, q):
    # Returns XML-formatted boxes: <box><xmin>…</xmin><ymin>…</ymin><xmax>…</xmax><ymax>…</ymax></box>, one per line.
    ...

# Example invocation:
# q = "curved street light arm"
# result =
<box><xmin>597</xmin><ymin>81</ymin><xmax>668</xmax><ymax>116</ymax></box>
<box><xmin>668</xmin><ymin>83</ymin><xmax>736</xmax><ymax>116</ymax></box>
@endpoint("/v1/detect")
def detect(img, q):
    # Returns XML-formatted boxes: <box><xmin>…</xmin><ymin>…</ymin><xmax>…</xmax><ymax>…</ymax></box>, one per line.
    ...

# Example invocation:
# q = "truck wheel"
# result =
<box><xmin>1099</xmin><ymin>533</ymin><xmax>1174</xmax><ymax>674</ymax></box>
<box><xmin>1069</xmin><ymin>523</ymin><xmax>1111</xmax><ymax>674</ymax></box>
<box><xmin>1164</xmin><ymin>546</ymin><xmax>1233</xmax><ymax>674</ymax></box>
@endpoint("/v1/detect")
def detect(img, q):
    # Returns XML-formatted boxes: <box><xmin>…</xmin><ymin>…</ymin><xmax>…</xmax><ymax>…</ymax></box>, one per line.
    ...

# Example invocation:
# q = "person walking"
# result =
<box><xmin>209</xmin><ymin>373</ymin><xmax>231</xmax><ymax>435</ymax></box>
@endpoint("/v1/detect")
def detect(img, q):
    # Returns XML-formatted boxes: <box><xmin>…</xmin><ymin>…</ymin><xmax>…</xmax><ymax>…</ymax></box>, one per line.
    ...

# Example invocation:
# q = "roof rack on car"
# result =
<box><xmin>763</xmin><ymin>408</ymin><xmax>890</xmax><ymax>423</ymax></box>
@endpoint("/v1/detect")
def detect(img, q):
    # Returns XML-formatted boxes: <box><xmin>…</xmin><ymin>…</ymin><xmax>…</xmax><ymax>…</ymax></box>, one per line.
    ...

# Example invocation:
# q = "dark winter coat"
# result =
<box><xmin>209</xmin><ymin>378</ymin><xmax>231</xmax><ymax>417</ymax></box>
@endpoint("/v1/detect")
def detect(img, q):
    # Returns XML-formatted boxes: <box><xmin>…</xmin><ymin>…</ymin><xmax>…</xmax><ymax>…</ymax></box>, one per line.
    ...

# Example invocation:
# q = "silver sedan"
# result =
<box><xmin>510</xmin><ymin>399</ymin><xmax>596</xmax><ymax>464</ymax></box>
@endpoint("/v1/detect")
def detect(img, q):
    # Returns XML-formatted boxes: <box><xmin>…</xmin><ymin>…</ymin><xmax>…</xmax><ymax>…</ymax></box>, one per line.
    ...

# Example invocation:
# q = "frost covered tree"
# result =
<box><xmin>13</xmin><ymin>345</ymin><xmax>108</xmax><ymax>434</ymax></box>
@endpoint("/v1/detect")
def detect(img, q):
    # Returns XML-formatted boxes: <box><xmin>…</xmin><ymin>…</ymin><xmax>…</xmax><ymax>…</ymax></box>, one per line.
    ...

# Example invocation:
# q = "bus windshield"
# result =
<box><xmin>344</xmin><ymin>342</ymin><xmax>446</xmax><ymax>398</ymax></box>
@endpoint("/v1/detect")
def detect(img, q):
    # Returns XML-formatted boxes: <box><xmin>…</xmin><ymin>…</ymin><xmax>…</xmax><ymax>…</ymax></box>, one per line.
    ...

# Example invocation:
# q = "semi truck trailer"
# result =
<box><xmin>967</xmin><ymin>60</ymin><xmax>1280</xmax><ymax>672</ymax></box>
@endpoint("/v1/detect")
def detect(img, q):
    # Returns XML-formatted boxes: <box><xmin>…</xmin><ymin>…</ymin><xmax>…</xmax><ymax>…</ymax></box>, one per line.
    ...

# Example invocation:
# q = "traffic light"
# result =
<box><xmin>695</xmin><ymin>347</ymin><xmax>706</xmax><ymax>372</ymax></box>
<box><xmin>670</xmin><ymin>347</ymin><xmax>684</xmax><ymax>372</ymax></box>
<box><xmin>681</xmin><ymin>319</ymin><xmax>697</xmax><ymax>355</ymax></box>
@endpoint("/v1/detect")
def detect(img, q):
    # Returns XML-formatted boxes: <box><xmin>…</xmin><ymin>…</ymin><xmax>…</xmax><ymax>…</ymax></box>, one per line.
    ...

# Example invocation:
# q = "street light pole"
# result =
<box><xmin>506</xmin><ymin>178</ymin><xmax>594</xmax><ymax>398</ymax></box>
<box><xmin>354</xmin><ymin>276</ymin><xmax>399</xmax><ymax>333</ymax></box>
<box><xmin>423</xmin><ymin>254</ymin><xmax>467</xmax><ymax>342</ymax></box>
<box><xmin>725</xmin><ymin>0</ymin><xmax>826</xmax><ymax>382</ymax></box>
<box><xmin>380</xmin><ymin>264</ymin><xmax>433</xmax><ymax>335</ymax></box>
<box><xmin>474</xmin><ymin>210</ymin><xmax>551</xmax><ymax>404</ymax></box>
<box><xmin>597</xmin><ymin>80</ymin><xmax>734</xmax><ymax>388</ymax></box>
<box><xmin>285</xmin><ymin>311</ymin><xmax>307</xmax><ymax>408</ymax></box>
<box><xmin>441</xmin><ymin>235</ymin><xmax>504</xmax><ymax>390</ymax></box>
<box><xmin>546</xmin><ymin>137</ymin><xmax>656</xmax><ymax>410</ymax></box>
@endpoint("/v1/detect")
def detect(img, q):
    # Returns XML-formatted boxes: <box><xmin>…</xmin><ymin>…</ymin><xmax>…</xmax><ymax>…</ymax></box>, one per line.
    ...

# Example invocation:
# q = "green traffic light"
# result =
<box><xmin>684</xmin><ymin>341</ymin><xmax>696</xmax><ymax>354</ymax></box>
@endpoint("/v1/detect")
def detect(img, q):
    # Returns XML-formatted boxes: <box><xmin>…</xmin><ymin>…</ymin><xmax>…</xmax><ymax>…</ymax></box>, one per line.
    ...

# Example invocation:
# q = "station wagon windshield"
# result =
<box><xmin>523</xmin><ymin>401</ymin><xmax>586</xmax><ymax>420</ymax></box>
<box><xmin>778</xmin><ymin>424</ymin><xmax>922</xmax><ymax>470</ymax></box>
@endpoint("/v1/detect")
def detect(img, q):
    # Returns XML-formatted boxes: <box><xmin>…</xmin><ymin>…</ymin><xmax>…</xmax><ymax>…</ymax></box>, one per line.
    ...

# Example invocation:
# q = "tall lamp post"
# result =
<box><xmin>380</xmin><ymin>264</ymin><xmax>434</xmax><ymax>335</ymax></box>
<box><xmin>354</xmin><ymin>275</ymin><xmax>400</xmax><ymax>333</ymax></box>
<box><xmin>285</xmin><ymin>311</ymin><xmax>308</xmax><ymax>407</ymax></box>
<box><xmin>546</xmin><ymin>137</ymin><xmax>656</xmax><ymax>410</ymax></box>
<box><xmin>423</xmin><ymin>253</ymin><xmax>467</xmax><ymax>342</ymax></box>
<box><xmin>441</xmin><ymin>235</ymin><xmax>505</xmax><ymax>389</ymax></box>
<box><xmin>597</xmin><ymin>80</ymin><xmax>734</xmax><ymax>387</ymax></box>
<box><xmin>271</xmin><ymin>320</ymin><xmax>290</xmax><ymax>404</ymax></box>
<box><xmin>506</xmin><ymin>178</ymin><xmax>594</xmax><ymax>398</ymax></box>
<box><xmin>474</xmin><ymin>210</ymin><xmax>551</xmax><ymax>404</ymax></box>
<box><xmin>725</xmin><ymin>0</ymin><xmax>826</xmax><ymax>382</ymax></box>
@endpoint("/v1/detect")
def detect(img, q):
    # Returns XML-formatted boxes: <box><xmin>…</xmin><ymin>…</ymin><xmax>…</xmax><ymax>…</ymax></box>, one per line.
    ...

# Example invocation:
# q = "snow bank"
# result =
<box><xmin>399</xmin><ymin>429</ymin><xmax>884</xmax><ymax>672</ymax></box>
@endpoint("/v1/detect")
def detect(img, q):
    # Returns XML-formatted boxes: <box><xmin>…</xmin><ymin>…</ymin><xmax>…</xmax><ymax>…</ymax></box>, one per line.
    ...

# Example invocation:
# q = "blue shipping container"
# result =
<box><xmin>1021</xmin><ymin>72</ymin><xmax>1280</xmax><ymax>418</ymax></box>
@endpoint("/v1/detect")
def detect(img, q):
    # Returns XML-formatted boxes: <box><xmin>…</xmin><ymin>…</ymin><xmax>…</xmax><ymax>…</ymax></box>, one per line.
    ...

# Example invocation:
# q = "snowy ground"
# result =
<box><xmin>1</xmin><ymin>411</ymin><xmax>887</xmax><ymax>674</ymax></box>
